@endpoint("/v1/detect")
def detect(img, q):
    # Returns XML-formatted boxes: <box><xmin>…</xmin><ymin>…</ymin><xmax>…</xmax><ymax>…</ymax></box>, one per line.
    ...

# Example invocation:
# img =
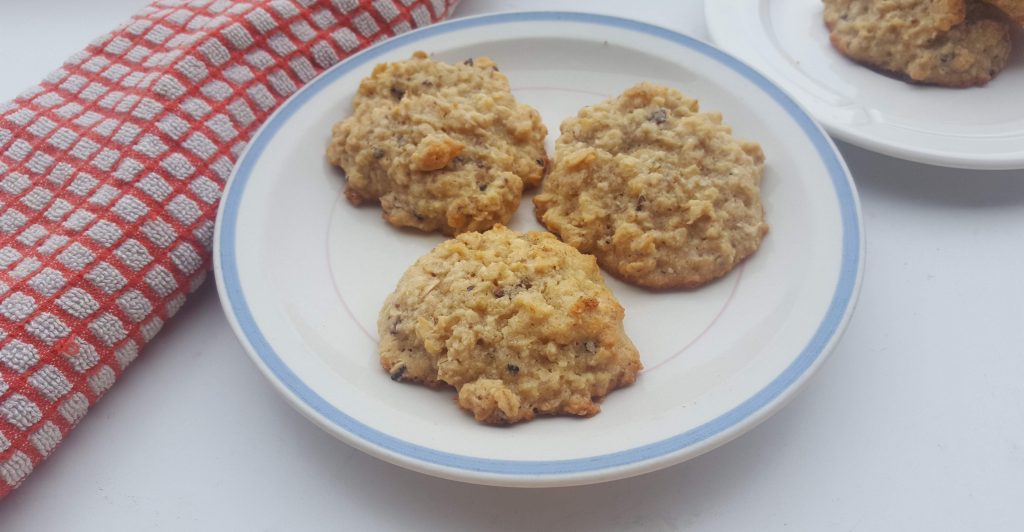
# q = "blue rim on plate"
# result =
<box><xmin>215</xmin><ymin>12</ymin><xmax>862</xmax><ymax>480</ymax></box>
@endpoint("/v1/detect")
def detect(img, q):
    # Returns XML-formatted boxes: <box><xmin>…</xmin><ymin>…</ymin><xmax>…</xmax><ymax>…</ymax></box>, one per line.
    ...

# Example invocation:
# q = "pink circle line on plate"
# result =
<box><xmin>327</xmin><ymin>197</ymin><xmax>381</xmax><ymax>345</ymax></box>
<box><xmin>512</xmin><ymin>85</ymin><xmax>612</xmax><ymax>99</ymax></box>
<box><xmin>643</xmin><ymin>263</ymin><xmax>744</xmax><ymax>373</ymax></box>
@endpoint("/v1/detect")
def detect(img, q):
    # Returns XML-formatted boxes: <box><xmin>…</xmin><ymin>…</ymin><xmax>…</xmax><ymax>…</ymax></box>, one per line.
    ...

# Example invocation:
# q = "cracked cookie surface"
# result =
<box><xmin>534</xmin><ymin>82</ymin><xmax>768</xmax><ymax>289</ymax></box>
<box><xmin>327</xmin><ymin>51</ymin><xmax>548</xmax><ymax>235</ymax></box>
<box><xmin>378</xmin><ymin>225</ymin><xmax>642</xmax><ymax>425</ymax></box>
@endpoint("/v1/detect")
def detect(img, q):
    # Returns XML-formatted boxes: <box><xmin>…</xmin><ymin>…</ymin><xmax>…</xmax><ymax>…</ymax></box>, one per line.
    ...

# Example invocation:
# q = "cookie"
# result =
<box><xmin>824</xmin><ymin>0</ymin><xmax>1012</xmax><ymax>87</ymax></box>
<box><xmin>378</xmin><ymin>225</ymin><xmax>642</xmax><ymax>425</ymax></box>
<box><xmin>533</xmin><ymin>83</ymin><xmax>768</xmax><ymax>289</ymax></box>
<box><xmin>327</xmin><ymin>52</ymin><xmax>548</xmax><ymax>235</ymax></box>
<box><xmin>983</xmin><ymin>0</ymin><xmax>1024</xmax><ymax>25</ymax></box>
<box><xmin>825</xmin><ymin>0</ymin><xmax>968</xmax><ymax>45</ymax></box>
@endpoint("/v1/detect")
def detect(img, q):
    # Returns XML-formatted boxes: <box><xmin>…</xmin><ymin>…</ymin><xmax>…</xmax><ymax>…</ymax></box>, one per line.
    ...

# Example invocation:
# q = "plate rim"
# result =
<box><xmin>703</xmin><ymin>0</ymin><xmax>1024</xmax><ymax>171</ymax></box>
<box><xmin>213</xmin><ymin>11</ymin><xmax>865</xmax><ymax>487</ymax></box>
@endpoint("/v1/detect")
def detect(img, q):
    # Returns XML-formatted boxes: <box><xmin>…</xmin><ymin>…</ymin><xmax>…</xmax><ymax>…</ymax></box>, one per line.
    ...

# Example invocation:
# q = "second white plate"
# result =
<box><xmin>706</xmin><ymin>0</ymin><xmax>1024</xmax><ymax>170</ymax></box>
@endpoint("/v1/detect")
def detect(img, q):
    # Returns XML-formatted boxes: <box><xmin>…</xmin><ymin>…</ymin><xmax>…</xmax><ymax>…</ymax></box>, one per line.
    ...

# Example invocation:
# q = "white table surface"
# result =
<box><xmin>1</xmin><ymin>1</ymin><xmax>1023</xmax><ymax>530</ymax></box>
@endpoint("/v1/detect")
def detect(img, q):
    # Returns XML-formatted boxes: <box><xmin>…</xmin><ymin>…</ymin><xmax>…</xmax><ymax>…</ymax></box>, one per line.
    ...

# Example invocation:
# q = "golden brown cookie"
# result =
<box><xmin>533</xmin><ymin>83</ymin><xmax>768</xmax><ymax>289</ymax></box>
<box><xmin>824</xmin><ymin>0</ymin><xmax>1013</xmax><ymax>87</ymax></box>
<box><xmin>825</xmin><ymin>0</ymin><xmax>968</xmax><ymax>44</ymax></box>
<box><xmin>327</xmin><ymin>52</ymin><xmax>548</xmax><ymax>235</ymax></box>
<box><xmin>983</xmin><ymin>0</ymin><xmax>1024</xmax><ymax>25</ymax></box>
<box><xmin>378</xmin><ymin>225</ymin><xmax>642</xmax><ymax>425</ymax></box>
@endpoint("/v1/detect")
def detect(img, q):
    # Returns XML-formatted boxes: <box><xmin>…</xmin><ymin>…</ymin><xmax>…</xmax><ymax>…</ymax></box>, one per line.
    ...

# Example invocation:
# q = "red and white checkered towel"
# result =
<box><xmin>0</xmin><ymin>0</ymin><xmax>458</xmax><ymax>498</ymax></box>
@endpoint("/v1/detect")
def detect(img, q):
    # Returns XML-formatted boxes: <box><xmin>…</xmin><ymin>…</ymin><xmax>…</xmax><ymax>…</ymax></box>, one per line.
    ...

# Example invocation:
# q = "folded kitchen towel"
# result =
<box><xmin>0</xmin><ymin>0</ymin><xmax>459</xmax><ymax>498</ymax></box>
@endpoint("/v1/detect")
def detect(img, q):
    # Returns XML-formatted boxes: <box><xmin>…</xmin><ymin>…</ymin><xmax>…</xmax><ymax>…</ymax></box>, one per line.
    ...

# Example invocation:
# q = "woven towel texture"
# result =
<box><xmin>0</xmin><ymin>0</ymin><xmax>458</xmax><ymax>498</ymax></box>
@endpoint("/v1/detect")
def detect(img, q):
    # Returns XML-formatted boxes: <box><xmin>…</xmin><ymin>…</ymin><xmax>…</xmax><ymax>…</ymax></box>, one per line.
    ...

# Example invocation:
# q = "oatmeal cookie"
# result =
<box><xmin>825</xmin><ymin>0</ymin><xmax>968</xmax><ymax>45</ymax></box>
<box><xmin>533</xmin><ymin>83</ymin><xmax>768</xmax><ymax>289</ymax></box>
<box><xmin>824</xmin><ymin>0</ymin><xmax>1012</xmax><ymax>87</ymax></box>
<box><xmin>378</xmin><ymin>225</ymin><xmax>642</xmax><ymax>425</ymax></box>
<box><xmin>327</xmin><ymin>51</ymin><xmax>548</xmax><ymax>235</ymax></box>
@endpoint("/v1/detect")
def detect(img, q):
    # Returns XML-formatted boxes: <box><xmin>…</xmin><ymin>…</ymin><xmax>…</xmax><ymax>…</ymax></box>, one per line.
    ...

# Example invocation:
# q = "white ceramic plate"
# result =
<box><xmin>705</xmin><ymin>0</ymin><xmax>1024</xmax><ymax>170</ymax></box>
<box><xmin>214</xmin><ymin>12</ymin><xmax>863</xmax><ymax>487</ymax></box>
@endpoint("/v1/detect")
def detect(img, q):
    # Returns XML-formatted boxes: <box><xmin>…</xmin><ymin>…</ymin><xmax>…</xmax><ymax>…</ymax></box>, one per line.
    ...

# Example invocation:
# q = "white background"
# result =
<box><xmin>1</xmin><ymin>0</ymin><xmax>1023</xmax><ymax>530</ymax></box>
